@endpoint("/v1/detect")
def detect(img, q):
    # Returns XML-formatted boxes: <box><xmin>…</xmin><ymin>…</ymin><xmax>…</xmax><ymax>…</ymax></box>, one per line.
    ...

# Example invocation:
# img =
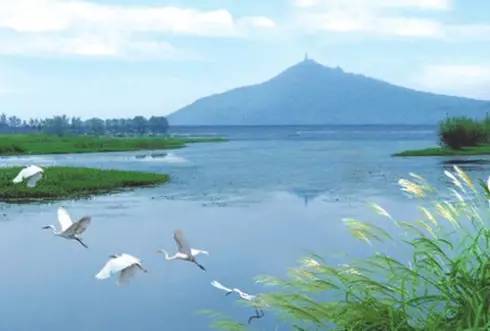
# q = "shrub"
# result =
<box><xmin>439</xmin><ymin>117</ymin><xmax>487</xmax><ymax>149</ymax></box>
<box><xmin>208</xmin><ymin>168</ymin><xmax>490</xmax><ymax>330</ymax></box>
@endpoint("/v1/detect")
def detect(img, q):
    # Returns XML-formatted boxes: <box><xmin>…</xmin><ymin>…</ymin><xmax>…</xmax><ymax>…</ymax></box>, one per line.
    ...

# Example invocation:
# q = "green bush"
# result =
<box><xmin>208</xmin><ymin>168</ymin><xmax>490</xmax><ymax>330</ymax></box>
<box><xmin>439</xmin><ymin>117</ymin><xmax>487</xmax><ymax>149</ymax></box>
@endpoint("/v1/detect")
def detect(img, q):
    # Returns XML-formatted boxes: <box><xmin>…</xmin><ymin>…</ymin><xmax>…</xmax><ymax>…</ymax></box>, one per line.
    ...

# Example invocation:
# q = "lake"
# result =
<box><xmin>1</xmin><ymin>125</ymin><xmax>489</xmax><ymax>330</ymax></box>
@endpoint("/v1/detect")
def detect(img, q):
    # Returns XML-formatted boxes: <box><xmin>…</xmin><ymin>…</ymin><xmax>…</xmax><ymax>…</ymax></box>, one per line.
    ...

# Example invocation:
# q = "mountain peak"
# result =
<box><xmin>277</xmin><ymin>58</ymin><xmax>344</xmax><ymax>81</ymax></box>
<box><xmin>169</xmin><ymin>59</ymin><xmax>490</xmax><ymax>125</ymax></box>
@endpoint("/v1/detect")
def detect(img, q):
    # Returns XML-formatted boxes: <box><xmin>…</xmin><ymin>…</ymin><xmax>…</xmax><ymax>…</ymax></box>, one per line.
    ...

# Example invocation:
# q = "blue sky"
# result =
<box><xmin>0</xmin><ymin>0</ymin><xmax>489</xmax><ymax>119</ymax></box>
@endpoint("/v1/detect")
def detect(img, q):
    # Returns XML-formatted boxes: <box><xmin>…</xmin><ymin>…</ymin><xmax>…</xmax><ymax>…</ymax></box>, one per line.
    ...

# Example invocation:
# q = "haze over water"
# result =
<box><xmin>1</xmin><ymin>125</ymin><xmax>489</xmax><ymax>331</ymax></box>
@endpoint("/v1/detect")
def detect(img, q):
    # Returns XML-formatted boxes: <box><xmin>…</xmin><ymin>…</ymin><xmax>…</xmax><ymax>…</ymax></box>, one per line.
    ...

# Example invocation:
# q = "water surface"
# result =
<box><xmin>1</xmin><ymin>125</ymin><xmax>488</xmax><ymax>330</ymax></box>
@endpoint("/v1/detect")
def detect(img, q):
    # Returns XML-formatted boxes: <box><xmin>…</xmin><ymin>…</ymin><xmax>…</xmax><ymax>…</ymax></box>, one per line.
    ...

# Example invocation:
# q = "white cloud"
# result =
<box><xmin>293</xmin><ymin>0</ymin><xmax>450</xmax><ymax>38</ymax></box>
<box><xmin>238</xmin><ymin>16</ymin><xmax>277</xmax><ymax>29</ymax></box>
<box><xmin>0</xmin><ymin>34</ymin><xmax>183</xmax><ymax>59</ymax></box>
<box><xmin>0</xmin><ymin>0</ymin><xmax>276</xmax><ymax>58</ymax></box>
<box><xmin>293</xmin><ymin>0</ymin><xmax>451</xmax><ymax>10</ymax></box>
<box><xmin>298</xmin><ymin>12</ymin><xmax>444</xmax><ymax>38</ymax></box>
<box><xmin>0</xmin><ymin>1</ymin><xmax>236</xmax><ymax>36</ymax></box>
<box><xmin>417</xmin><ymin>65</ymin><xmax>490</xmax><ymax>100</ymax></box>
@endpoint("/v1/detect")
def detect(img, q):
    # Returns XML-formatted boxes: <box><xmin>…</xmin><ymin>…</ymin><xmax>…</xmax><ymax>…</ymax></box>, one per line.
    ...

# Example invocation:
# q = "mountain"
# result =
<box><xmin>168</xmin><ymin>58</ymin><xmax>490</xmax><ymax>125</ymax></box>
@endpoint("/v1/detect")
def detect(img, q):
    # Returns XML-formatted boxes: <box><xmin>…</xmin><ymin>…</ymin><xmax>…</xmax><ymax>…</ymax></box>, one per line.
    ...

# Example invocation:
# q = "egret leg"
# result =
<box><xmin>194</xmin><ymin>261</ymin><xmax>206</xmax><ymax>272</ymax></box>
<box><xmin>74</xmin><ymin>237</ymin><xmax>88</xmax><ymax>248</ymax></box>
<box><xmin>247</xmin><ymin>308</ymin><xmax>264</xmax><ymax>324</ymax></box>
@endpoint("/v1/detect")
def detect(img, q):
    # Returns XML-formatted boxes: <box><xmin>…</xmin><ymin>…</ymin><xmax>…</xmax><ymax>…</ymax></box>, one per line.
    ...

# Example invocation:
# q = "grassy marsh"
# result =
<box><xmin>0</xmin><ymin>134</ymin><xmax>224</xmax><ymax>156</ymax></box>
<box><xmin>0</xmin><ymin>166</ymin><xmax>168</xmax><ymax>202</ymax></box>
<box><xmin>394</xmin><ymin>145</ymin><xmax>490</xmax><ymax>156</ymax></box>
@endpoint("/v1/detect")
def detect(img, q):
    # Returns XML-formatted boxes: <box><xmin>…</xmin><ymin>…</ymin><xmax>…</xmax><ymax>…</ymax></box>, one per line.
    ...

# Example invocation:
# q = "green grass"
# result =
<box><xmin>394</xmin><ymin>145</ymin><xmax>490</xmax><ymax>156</ymax></box>
<box><xmin>0</xmin><ymin>166</ymin><xmax>168</xmax><ymax>202</ymax></box>
<box><xmin>0</xmin><ymin>134</ymin><xmax>225</xmax><ymax>156</ymax></box>
<box><xmin>207</xmin><ymin>168</ymin><xmax>490</xmax><ymax>330</ymax></box>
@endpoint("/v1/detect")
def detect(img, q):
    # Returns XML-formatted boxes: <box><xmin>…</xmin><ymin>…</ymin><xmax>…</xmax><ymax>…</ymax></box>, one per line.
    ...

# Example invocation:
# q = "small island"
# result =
<box><xmin>0</xmin><ymin>166</ymin><xmax>168</xmax><ymax>202</ymax></box>
<box><xmin>395</xmin><ymin>117</ymin><xmax>490</xmax><ymax>157</ymax></box>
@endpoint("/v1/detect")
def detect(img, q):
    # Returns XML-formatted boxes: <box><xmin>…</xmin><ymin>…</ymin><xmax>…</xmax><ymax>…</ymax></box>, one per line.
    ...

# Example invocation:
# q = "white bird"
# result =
<box><xmin>157</xmin><ymin>229</ymin><xmax>208</xmax><ymax>271</ymax></box>
<box><xmin>486</xmin><ymin>176</ymin><xmax>490</xmax><ymax>193</ymax></box>
<box><xmin>211</xmin><ymin>280</ymin><xmax>264</xmax><ymax>324</ymax></box>
<box><xmin>95</xmin><ymin>253</ymin><xmax>147</xmax><ymax>285</ymax></box>
<box><xmin>42</xmin><ymin>207</ymin><xmax>91</xmax><ymax>248</ymax></box>
<box><xmin>12</xmin><ymin>165</ymin><xmax>44</xmax><ymax>188</ymax></box>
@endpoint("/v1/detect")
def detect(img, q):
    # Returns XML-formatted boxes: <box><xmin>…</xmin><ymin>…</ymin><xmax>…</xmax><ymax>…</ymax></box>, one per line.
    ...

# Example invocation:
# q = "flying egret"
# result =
<box><xmin>157</xmin><ymin>229</ymin><xmax>208</xmax><ymax>271</ymax></box>
<box><xmin>95</xmin><ymin>253</ymin><xmax>147</xmax><ymax>285</ymax></box>
<box><xmin>42</xmin><ymin>207</ymin><xmax>91</xmax><ymax>248</ymax></box>
<box><xmin>211</xmin><ymin>280</ymin><xmax>265</xmax><ymax>324</ymax></box>
<box><xmin>12</xmin><ymin>165</ymin><xmax>44</xmax><ymax>188</ymax></box>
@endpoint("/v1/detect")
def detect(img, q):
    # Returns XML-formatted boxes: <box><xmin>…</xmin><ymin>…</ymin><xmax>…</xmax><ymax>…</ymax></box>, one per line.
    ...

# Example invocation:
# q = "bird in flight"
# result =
<box><xmin>157</xmin><ymin>229</ymin><xmax>208</xmax><ymax>271</ymax></box>
<box><xmin>211</xmin><ymin>280</ymin><xmax>265</xmax><ymax>324</ymax></box>
<box><xmin>95</xmin><ymin>253</ymin><xmax>148</xmax><ymax>286</ymax></box>
<box><xmin>42</xmin><ymin>207</ymin><xmax>91</xmax><ymax>248</ymax></box>
<box><xmin>12</xmin><ymin>165</ymin><xmax>44</xmax><ymax>188</ymax></box>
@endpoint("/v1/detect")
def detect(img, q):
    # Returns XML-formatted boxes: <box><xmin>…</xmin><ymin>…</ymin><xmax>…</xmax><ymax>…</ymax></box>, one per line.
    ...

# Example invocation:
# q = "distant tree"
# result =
<box><xmin>0</xmin><ymin>113</ymin><xmax>169</xmax><ymax>136</ymax></box>
<box><xmin>148</xmin><ymin>116</ymin><xmax>169</xmax><ymax>134</ymax></box>
<box><xmin>132</xmin><ymin>116</ymin><xmax>148</xmax><ymax>134</ymax></box>
<box><xmin>42</xmin><ymin>115</ymin><xmax>70</xmax><ymax>136</ymax></box>
<box><xmin>8</xmin><ymin>116</ymin><xmax>21</xmax><ymax>127</ymax></box>
<box><xmin>71</xmin><ymin>117</ymin><xmax>83</xmax><ymax>134</ymax></box>
<box><xmin>85</xmin><ymin>118</ymin><xmax>105</xmax><ymax>135</ymax></box>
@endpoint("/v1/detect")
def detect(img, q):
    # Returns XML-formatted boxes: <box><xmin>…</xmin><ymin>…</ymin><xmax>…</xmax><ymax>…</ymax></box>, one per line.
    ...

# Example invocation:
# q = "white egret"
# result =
<box><xmin>12</xmin><ymin>165</ymin><xmax>44</xmax><ymax>188</ymax></box>
<box><xmin>157</xmin><ymin>229</ymin><xmax>208</xmax><ymax>271</ymax></box>
<box><xmin>211</xmin><ymin>280</ymin><xmax>265</xmax><ymax>324</ymax></box>
<box><xmin>95</xmin><ymin>253</ymin><xmax>147</xmax><ymax>285</ymax></box>
<box><xmin>42</xmin><ymin>207</ymin><xmax>91</xmax><ymax>248</ymax></box>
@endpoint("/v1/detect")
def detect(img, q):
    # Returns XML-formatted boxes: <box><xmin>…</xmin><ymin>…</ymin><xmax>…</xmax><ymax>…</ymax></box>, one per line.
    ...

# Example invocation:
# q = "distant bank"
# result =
<box><xmin>0</xmin><ymin>134</ymin><xmax>224</xmax><ymax>156</ymax></box>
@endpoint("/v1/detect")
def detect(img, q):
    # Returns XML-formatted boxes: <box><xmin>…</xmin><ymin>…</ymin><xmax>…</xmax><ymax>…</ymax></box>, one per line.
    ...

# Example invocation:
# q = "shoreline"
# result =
<box><xmin>394</xmin><ymin>145</ymin><xmax>490</xmax><ymax>157</ymax></box>
<box><xmin>0</xmin><ymin>134</ymin><xmax>225</xmax><ymax>157</ymax></box>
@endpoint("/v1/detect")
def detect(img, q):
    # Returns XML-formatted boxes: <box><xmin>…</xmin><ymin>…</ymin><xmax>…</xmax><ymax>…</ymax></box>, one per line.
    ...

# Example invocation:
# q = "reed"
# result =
<box><xmin>208</xmin><ymin>167</ymin><xmax>490</xmax><ymax>330</ymax></box>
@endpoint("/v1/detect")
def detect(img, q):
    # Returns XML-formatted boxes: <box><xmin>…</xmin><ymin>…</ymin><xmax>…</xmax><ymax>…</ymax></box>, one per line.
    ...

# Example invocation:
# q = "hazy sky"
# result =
<box><xmin>0</xmin><ymin>0</ymin><xmax>489</xmax><ymax>119</ymax></box>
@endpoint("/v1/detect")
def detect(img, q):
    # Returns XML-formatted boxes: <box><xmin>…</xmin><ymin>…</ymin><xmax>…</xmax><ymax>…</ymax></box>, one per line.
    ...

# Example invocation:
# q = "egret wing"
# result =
<box><xmin>234</xmin><ymin>289</ymin><xmax>256</xmax><ymax>301</ymax></box>
<box><xmin>191</xmin><ymin>248</ymin><xmax>209</xmax><ymax>257</ymax></box>
<box><xmin>174</xmin><ymin>230</ymin><xmax>191</xmax><ymax>256</ymax></box>
<box><xmin>64</xmin><ymin>216</ymin><xmax>91</xmax><ymax>236</ymax></box>
<box><xmin>211</xmin><ymin>280</ymin><xmax>232</xmax><ymax>293</ymax></box>
<box><xmin>117</xmin><ymin>264</ymin><xmax>140</xmax><ymax>286</ymax></box>
<box><xmin>26</xmin><ymin>172</ymin><xmax>43</xmax><ymax>188</ymax></box>
<box><xmin>57</xmin><ymin>207</ymin><xmax>73</xmax><ymax>232</ymax></box>
<box><xmin>13</xmin><ymin>165</ymin><xmax>43</xmax><ymax>183</ymax></box>
<box><xmin>12</xmin><ymin>168</ymin><xmax>28</xmax><ymax>184</ymax></box>
<box><xmin>95</xmin><ymin>254</ymin><xmax>138</xmax><ymax>280</ymax></box>
<box><xmin>28</xmin><ymin>165</ymin><xmax>44</xmax><ymax>174</ymax></box>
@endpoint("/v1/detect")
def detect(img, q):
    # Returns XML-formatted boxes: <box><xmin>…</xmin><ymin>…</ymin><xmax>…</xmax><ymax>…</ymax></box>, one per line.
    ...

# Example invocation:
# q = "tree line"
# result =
<box><xmin>0</xmin><ymin>114</ymin><xmax>169</xmax><ymax>136</ymax></box>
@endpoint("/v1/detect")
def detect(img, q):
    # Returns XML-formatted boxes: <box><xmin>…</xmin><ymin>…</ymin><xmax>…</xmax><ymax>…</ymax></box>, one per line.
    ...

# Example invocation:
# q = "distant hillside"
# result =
<box><xmin>168</xmin><ymin>58</ymin><xmax>490</xmax><ymax>125</ymax></box>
